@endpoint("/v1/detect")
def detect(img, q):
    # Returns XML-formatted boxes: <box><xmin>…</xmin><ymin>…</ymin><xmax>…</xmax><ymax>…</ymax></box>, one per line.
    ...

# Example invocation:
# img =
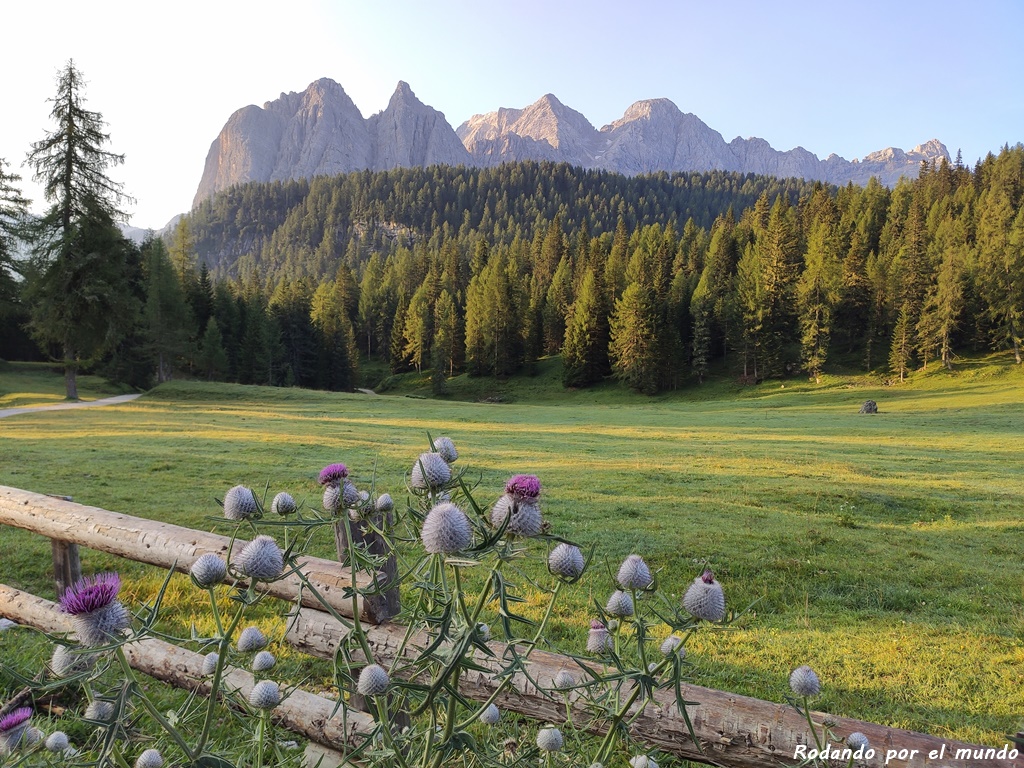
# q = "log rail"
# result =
<box><xmin>0</xmin><ymin>485</ymin><xmax>391</xmax><ymax>624</ymax></box>
<box><xmin>0</xmin><ymin>486</ymin><xmax>1019</xmax><ymax>768</ymax></box>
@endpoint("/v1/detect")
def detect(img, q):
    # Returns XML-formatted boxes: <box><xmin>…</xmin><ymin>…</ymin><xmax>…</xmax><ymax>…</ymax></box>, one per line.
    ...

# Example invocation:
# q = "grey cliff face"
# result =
<box><xmin>193</xmin><ymin>78</ymin><xmax>949</xmax><ymax>208</ymax></box>
<box><xmin>368</xmin><ymin>82</ymin><xmax>472</xmax><ymax>171</ymax></box>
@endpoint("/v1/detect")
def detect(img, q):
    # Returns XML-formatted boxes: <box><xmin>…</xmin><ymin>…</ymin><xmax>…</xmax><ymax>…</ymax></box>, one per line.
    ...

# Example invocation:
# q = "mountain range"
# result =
<box><xmin>193</xmin><ymin>78</ymin><xmax>949</xmax><ymax>208</ymax></box>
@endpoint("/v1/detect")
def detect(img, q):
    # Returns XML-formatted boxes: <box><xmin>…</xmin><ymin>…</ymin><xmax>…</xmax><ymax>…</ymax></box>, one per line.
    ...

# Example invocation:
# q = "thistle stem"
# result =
<box><xmin>114</xmin><ymin>646</ymin><xmax>195</xmax><ymax>762</ymax></box>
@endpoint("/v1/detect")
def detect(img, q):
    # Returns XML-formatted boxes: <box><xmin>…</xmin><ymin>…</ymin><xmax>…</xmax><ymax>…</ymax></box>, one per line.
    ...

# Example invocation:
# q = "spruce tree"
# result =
<box><xmin>976</xmin><ymin>178</ymin><xmax>1024</xmax><ymax>363</ymax></box>
<box><xmin>26</xmin><ymin>60</ymin><xmax>134</xmax><ymax>398</ymax></box>
<box><xmin>197</xmin><ymin>317</ymin><xmax>228</xmax><ymax>380</ymax></box>
<box><xmin>608</xmin><ymin>282</ymin><xmax>658</xmax><ymax>394</ymax></box>
<box><xmin>562</xmin><ymin>267</ymin><xmax>608</xmax><ymax>388</ymax></box>
<box><xmin>797</xmin><ymin>217</ymin><xmax>844</xmax><ymax>381</ymax></box>
<box><xmin>889</xmin><ymin>304</ymin><xmax>913</xmax><ymax>382</ymax></box>
<box><xmin>142</xmin><ymin>238</ymin><xmax>192</xmax><ymax>383</ymax></box>
<box><xmin>0</xmin><ymin>158</ymin><xmax>29</xmax><ymax>318</ymax></box>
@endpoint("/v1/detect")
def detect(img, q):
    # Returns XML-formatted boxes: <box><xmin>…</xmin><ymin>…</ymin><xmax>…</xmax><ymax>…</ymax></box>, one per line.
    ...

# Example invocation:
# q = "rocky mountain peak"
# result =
<box><xmin>611</xmin><ymin>98</ymin><xmax>683</xmax><ymax>128</ymax></box>
<box><xmin>389</xmin><ymin>80</ymin><xmax>417</xmax><ymax>105</ymax></box>
<box><xmin>369</xmin><ymin>81</ymin><xmax>470</xmax><ymax>171</ymax></box>
<box><xmin>194</xmin><ymin>79</ymin><xmax>950</xmax><ymax>208</ymax></box>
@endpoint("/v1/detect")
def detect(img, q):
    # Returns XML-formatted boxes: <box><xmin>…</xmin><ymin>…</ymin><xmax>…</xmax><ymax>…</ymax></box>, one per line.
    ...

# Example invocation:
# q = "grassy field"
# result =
<box><xmin>1</xmin><ymin>355</ymin><xmax>1022</xmax><ymax>749</ymax></box>
<box><xmin>0</xmin><ymin>360</ymin><xmax>130</xmax><ymax>409</ymax></box>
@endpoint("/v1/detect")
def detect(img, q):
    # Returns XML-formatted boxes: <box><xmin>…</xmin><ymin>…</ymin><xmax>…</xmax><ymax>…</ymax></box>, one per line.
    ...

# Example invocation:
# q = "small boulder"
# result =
<box><xmin>859</xmin><ymin>400</ymin><xmax>878</xmax><ymax>414</ymax></box>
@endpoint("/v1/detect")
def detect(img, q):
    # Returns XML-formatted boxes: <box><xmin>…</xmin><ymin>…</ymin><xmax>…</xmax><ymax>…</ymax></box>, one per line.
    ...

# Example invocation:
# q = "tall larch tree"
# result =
<box><xmin>975</xmin><ymin>148</ymin><xmax>1024</xmax><ymax>363</ymax></box>
<box><xmin>562</xmin><ymin>267</ymin><xmax>609</xmax><ymax>388</ymax></box>
<box><xmin>142</xmin><ymin>237</ymin><xmax>191</xmax><ymax>383</ymax></box>
<box><xmin>797</xmin><ymin>209</ymin><xmax>844</xmax><ymax>381</ymax></box>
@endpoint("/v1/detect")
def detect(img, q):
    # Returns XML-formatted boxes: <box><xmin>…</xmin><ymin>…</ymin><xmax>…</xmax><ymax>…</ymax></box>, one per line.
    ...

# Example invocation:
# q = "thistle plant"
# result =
<box><xmin>0</xmin><ymin>433</ymin><xmax>749</xmax><ymax>768</ymax></box>
<box><xmin>784</xmin><ymin>664</ymin><xmax>866</xmax><ymax>768</ymax></box>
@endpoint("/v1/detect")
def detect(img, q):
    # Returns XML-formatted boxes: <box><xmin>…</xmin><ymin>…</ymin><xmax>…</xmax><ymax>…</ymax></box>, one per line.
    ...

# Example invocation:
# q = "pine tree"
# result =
<box><xmin>311</xmin><ymin>279</ymin><xmax>359</xmax><ymax>390</ymax></box>
<box><xmin>976</xmin><ymin>174</ymin><xmax>1024</xmax><ymax>363</ymax></box>
<box><xmin>690</xmin><ymin>214</ymin><xmax>737</xmax><ymax>381</ymax></box>
<box><xmin>270</xmin><ymin>278</ymin><xmax>317</xmax><ymax>387</ymax></box>
<box><xmin>604</xmin><ymin>217</ymin><xmax>629</xmax><ymax>303</ymax></box>
<box><xmin>463</xmin><ymin>271</ymin><xmax>489</xmax><ymax>376</ymax></box>
<box><xmin>197</xmin><ymin>317</ymin><xmax>228</xmax><ymax>380</ymax></box>
<box><xmin>26</xmin><ymin>60</ymin><xmax>134</xmax><ymax>398</ymax></box>
<box><xmin>562</xmin><ymin>267</ymin><xmax>609</xmax><ymax>388</ymax></box>
<box><xmin>142</xmin><ymin>238</ymin><xmax>192</xmax><ymax>383</ymax></box>
<box><xmin>608</xmin><ymin>282</ymin><xmax>658</xmax><ymax>394</ymax></box>
<box><xmin>542</xmin><ymin>254</ymin><xmax>573</xmax><ymax>354</ymax></box>
<box><xmin>0</xmin><ymin>158</ymin><xmax>29</xmax><ymax>318</ymax></box>
<box><xmin>431</xmin><ymin>289</ymin><xmax>460</xmax><ymax>393</ymax></box>
<box><xmin>25</xmin><ymin>195</ymin><xmax>140</xmax><ymax>393</ymax></box>
<box><xmin>797</xmin><ymin>217</ymin><xmax>844</xmax><ymax>381</ymax></box>
<box><xmin>358</xmin><ymin>253</ymin><xmax>385</xmax><ymax>356</ymax></box>
<box><xmin>889</xmin><ymin>304</ymin><xmax>913</xmax><ymax>382</ymax></box>
<box><xmin>403</xmin><ymin>282</ymin><xmax>434</xmax><ymax>373</ymax></box>
<box><xmin>737</xmin><ymin>196</ymin><xmax>798</xmax><ymax>379</ymax></box>
<box><xmin>168</xmin><ymin>217</ymin><xmax>197</xmax><ymax>285</ymax></box>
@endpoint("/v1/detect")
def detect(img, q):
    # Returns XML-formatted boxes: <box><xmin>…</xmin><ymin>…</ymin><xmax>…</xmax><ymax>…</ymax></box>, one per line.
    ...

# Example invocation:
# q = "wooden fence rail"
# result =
<box><xmin>0</xmin><ymin>485</ymin><xmax>394</xmax><ymax>624</ymax></box>
<box><xmin>0</xmin><ymin>487</ymin><xmax>1019</xmax><ymax>768</ymax></box>
<box><xmin>286</xmin><ymin>607</ymin><xmax>1019</xmax><ymax>768</ymax></box>
<box><xmin>0</xmin><ymin>584</ymin><xmax>372</xmax><ymax>756</ymax></box>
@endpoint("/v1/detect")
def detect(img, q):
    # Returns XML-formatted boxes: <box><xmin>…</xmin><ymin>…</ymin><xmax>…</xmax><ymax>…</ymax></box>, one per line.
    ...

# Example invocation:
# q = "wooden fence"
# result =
<box><xmin>0</xmin><ymin>485</ymin><xmax>1019</xmax><ymax>768</ymax></box>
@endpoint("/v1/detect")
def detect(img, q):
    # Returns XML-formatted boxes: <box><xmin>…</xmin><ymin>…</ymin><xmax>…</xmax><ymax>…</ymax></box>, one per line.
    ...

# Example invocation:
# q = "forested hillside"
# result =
<box><xmin>187</xmin><ymin>163</ymin><xmax>819</xmax><ymax>282</ymax></box>
<box><xmin>7</xmin><ymin>152</ymin><xmax>1023</xmax><ymax>395</ymax></box>
<box><xmin>153</xmin><ymin>149</ymin><xmax>1021</xmax><ymax>394</ymax></box>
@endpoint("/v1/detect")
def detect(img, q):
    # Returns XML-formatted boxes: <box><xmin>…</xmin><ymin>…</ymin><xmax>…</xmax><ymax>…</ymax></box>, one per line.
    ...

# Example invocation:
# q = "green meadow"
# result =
<box><xmin>1</xmin><ymin>357</ymin><xmax>1022</xmax><ymax>748</ymax></box>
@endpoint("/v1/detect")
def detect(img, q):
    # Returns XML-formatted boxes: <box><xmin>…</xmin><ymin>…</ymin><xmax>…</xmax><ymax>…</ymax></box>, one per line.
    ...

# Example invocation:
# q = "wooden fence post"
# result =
<box><xmin>51</xmin><ymin>540</ymin><xmax>81</xmax><ymax>598</ymax></box>
<box><xmin>334</xmin><ymin>509</ymin><xmax>405</xmax><ymax>726</ymax></box>
<box><xmin>333</xmin><ymin>510</ymin><xmax>400</xmax><ymax>622</ymax></box>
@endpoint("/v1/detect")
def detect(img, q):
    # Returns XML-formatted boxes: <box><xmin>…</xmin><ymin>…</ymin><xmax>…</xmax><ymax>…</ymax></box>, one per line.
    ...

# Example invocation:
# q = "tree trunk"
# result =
<box><xmin>63</xmin><ymin>344</ymin><xmax>78</xmax><ymax>403</ymax></box>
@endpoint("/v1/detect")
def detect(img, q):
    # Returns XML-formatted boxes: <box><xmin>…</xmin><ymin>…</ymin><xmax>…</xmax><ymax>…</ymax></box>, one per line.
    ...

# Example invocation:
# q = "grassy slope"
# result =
<box><xmin>0</xmin><ymin>360</ymin><xmax>130</xmax><ymax>409</ymax></box>
<box><xmin>1</xmin><ymin>356</ymin><xmax>1022</xmax><ymax>745</ymax></box>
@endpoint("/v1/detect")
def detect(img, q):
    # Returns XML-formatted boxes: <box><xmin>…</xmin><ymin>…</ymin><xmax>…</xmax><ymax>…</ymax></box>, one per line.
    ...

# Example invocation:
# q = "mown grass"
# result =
<box><xmin>0</xmin><ymin>360</ymin><xmax>130</xmax><ymax>409</ymax></box>
<box><xmin>1</xmin><ymin>355</ymin><xmax>1022</xmax><ymax>750</ymax></box>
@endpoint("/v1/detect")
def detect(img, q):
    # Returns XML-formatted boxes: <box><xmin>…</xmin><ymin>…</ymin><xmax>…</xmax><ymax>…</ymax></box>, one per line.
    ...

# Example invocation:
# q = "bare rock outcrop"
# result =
<box><xmin>193</xmin><ymin>78</ymin><xmax>950</xmax><ymax>208</ymax></box>
<box><xmin>368</xmin><ymin>82</ymin><xmax>471</xmax><ymax>171</ymax></box>
<box><xmin>458</xmin><ymin>94</ymin><xmax>601</xmax><ymax>167</ymax></box>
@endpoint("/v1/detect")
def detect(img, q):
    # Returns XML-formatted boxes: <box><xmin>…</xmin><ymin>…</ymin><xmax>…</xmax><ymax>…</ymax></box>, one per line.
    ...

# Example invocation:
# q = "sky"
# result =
<box><xmin>4</xmin><ymin>0</ymin><xmax>1022</xmax><ymax>230</ymax></box>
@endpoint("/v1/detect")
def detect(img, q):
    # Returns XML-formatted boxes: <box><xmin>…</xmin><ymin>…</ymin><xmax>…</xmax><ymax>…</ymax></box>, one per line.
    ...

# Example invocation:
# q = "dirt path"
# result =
<box><xmin>0</xmin><ymin>393</ymin><xmax>142</xmax><ymax>420</ymax></box>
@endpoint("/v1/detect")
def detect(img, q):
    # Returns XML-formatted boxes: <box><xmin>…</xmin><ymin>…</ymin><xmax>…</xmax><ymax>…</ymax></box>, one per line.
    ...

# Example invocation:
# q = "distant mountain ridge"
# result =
<box><xmin>194</xmin><ymin>79</ymin><xmax>949</xmax><ymax>207</ymax></box>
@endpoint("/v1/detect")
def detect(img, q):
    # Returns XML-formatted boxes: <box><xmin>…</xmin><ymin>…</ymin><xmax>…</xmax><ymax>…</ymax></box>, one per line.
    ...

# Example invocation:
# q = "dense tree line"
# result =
<box><xmin>187</xmin><ymin>163</ymin><xmax>820</xmax><ymax>283</ymax></box>
<box><xmin>160</xmin><ymin>148</ymin><xmax>1021</xmax><ymax>394</ymax></box>
<box><xmin>2</xmin><ymin>64</ymin><xmax>1022</xmax><ymax>395</ymax></box>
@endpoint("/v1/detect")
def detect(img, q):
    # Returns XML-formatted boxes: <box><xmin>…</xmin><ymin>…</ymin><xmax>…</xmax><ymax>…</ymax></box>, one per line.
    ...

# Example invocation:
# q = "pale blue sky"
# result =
<box><xmin>5</xmin><ymin>0</ymin><xmax>1022</xmax><ymax>228</ymax></box>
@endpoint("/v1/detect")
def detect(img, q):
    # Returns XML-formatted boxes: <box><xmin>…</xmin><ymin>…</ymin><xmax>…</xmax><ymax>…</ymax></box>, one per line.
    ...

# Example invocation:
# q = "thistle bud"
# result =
<box><xmin>789</xmin><ymin>665</ymin><xmax>821</xmax><ymax>697</ymax></box>
<box><xmin>223</xmin><ymin>485</ymin><xmax>258</xmax><ymax>520</ymax></box>
<box><xmin>249</xmin><ymin>680</ymin><xmax>281</xmax><ymax>710</ymax></box>
<box><xmin>357</xmin><ymin>664</ymin><xmax>390</xmax><ymax>696</ymax></box>
<box><xmin>548</xmin><ymin>543</ymin><xmax>585</xmax><ymax>580</ymax></box>
<box><xmin>536</xmin><ymin>727</ymin><xmax>563</xmax><ymax>752</ymax></box>
<box><xmin>616</xmin><ymin>554</ymin><xmax>652</xmax><ymax>590</ymax></box>
<box><xmin>682</xmin><ymin>569</ymin><xmax>725</xmax><ymax>622</ymax></box>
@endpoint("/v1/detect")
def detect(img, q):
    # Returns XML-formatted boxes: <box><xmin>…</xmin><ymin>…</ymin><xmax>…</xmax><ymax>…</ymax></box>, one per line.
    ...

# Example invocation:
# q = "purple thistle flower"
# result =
<box><xmin>0</xmin><ymin>707</ymin><xmax>31</xmax><ymax>734</ymax></box>
<box><xmin>505</xmin><ymin>474</ymin><xmax>541</xmax><ymax>499</ymax></box>
<box><xmin>58</xmin><ymin>573</ymin><xmax>120</xmax><ymax>616</ymax></box>
<box><xmin>58</xmin><ymin>573</ymin><xmax>130</xmax><ymax>647</ymax></box>
<box><xmin>318</xmin><ymin>463</ymin><xmax>349</xmax><ymax>485</ymax></box>
<box><xmin>0</xmin><ymin>706</ymin><xmax>32</xmax><ymax>753</ymax></box>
